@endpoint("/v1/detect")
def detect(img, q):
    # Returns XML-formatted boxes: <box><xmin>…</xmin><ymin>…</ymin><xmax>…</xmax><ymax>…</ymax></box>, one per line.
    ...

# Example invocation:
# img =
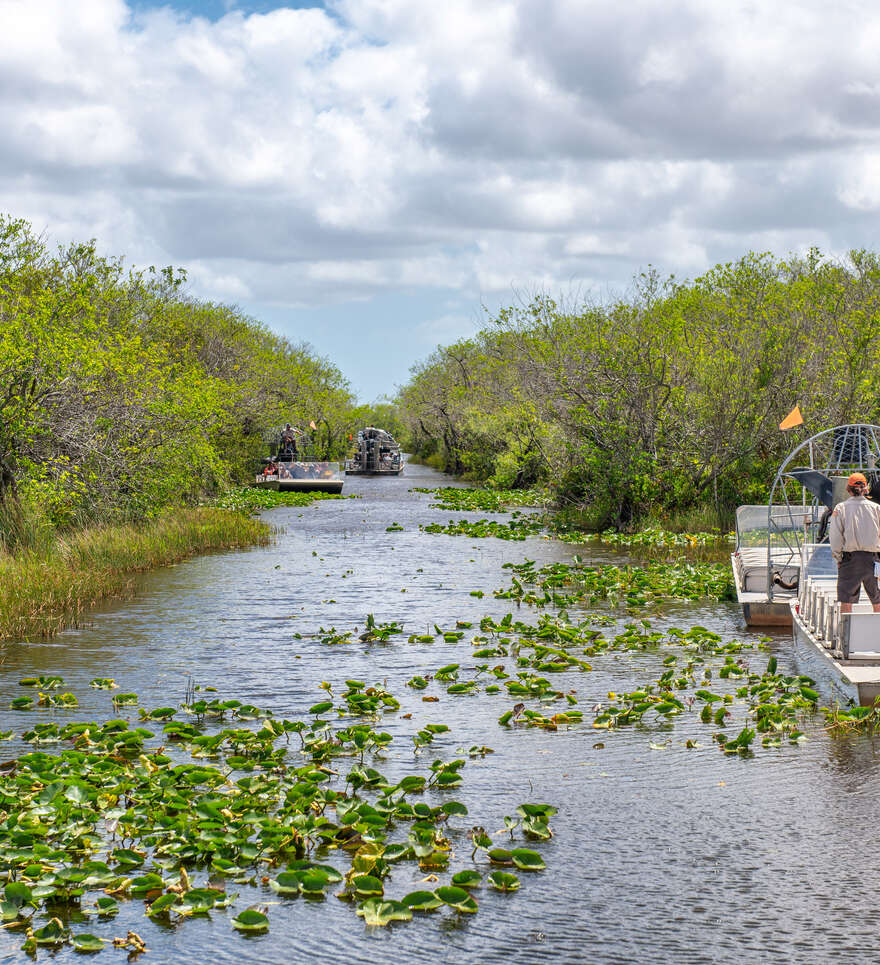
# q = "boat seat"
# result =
<box><xmin>842</xmin><ymin>612</ymin><xmax>880</xmax><ymax>660</ymax></box>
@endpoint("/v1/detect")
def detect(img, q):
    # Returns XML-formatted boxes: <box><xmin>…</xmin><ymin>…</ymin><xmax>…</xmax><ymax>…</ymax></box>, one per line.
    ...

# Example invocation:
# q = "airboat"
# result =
<box><xmin>345</xmin><ymin>427</ymin><xmax>404</xmax><ymax>476</ymax></box>
<box><xmin>733</xmin><ymin>424</ymin><xmax>880</xmax><ymax>627</ymax></box>
<box><xmin>733</xmin><ymin>424</ymin><xmax>880</xmax><ymax>704</ymax></box>
<box><xmin>253</xmin><ymin>425</ymin><xmax>344</xmax><ymax>495</ymax></box>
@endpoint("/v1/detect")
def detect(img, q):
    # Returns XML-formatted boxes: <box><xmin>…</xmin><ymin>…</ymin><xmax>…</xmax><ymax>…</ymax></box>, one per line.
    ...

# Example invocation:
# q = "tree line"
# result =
<box><xmin>397</xmin><ymin>249</ymin><xmax>880</xmax><ymax>528</ymax></box>
<box><xmin>0</xmin><ymin>215</ymin><xmax>358</xmax><ymax>550</ymax></box>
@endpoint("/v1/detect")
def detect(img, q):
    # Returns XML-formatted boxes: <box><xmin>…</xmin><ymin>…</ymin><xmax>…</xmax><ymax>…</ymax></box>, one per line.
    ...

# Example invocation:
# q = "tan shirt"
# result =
<box><xmin>829</xmin><ymin>494</ymin><xmax>880</xmax><ymax>561</ymax></box>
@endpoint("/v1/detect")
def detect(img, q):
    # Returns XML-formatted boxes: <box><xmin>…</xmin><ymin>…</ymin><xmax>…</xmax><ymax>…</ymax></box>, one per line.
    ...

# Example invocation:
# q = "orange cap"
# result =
<box><xmin>848</xmin><ymin>472</ymin><xmax>868</xmax><ymax>488</ymax></box>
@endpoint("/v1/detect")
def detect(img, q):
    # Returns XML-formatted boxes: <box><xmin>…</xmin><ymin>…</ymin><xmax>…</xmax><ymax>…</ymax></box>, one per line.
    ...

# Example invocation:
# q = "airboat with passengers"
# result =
<box><xmin>253</xmin><ymin>423</ymin><xmax>344</xmax><ymax>494</ymax></box>
<box><xmin>344</xmin><ymin>427</ymin><xmax>404</xmax><ymax>476</ymax></box>
<box><xmin>733</xmin><ymin>424</ymin><xmax>880</xmax><ymax>629</ymax></box>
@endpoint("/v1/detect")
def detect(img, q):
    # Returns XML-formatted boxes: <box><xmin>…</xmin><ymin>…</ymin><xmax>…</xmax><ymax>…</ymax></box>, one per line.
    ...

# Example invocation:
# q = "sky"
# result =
<box><xmin>1</xmin><ymin>0</ymin><xmax>879</xmax><ymax>400</ymax></box>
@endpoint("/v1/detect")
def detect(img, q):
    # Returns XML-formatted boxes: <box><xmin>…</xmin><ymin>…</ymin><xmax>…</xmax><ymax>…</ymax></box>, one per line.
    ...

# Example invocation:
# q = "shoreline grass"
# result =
<box><xmin>0</xmin><ymin>508</ymin><xmax>271</xmax><ymax>641</ymax></box>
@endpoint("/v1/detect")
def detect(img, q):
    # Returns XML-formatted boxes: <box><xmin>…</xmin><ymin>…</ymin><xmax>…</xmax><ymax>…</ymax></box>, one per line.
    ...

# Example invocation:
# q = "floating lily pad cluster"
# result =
<box><xmin>577</xmin><ymin>527</ymin><xmax>732</xmax><ymax>548</ymax></box>
<box><xmin>412</xmin><ymin>487</ymin><xmax>548</xmax><ymax>513</ymax></box>
<box><xmin>212</xmin><ymin>487</ymin><xmax>352</xmax><ymax>513</ymax></box>
<box><xmin>420</xmin><ymin>514</ymin><xmax>545</xmax><ymax>541</ymax></box>
<box><xmin>497</xmin><ymin>557</ymin><xmax>735</xmax><ymax>608</ymax></box>
<box><xmin>0</xmin><ymin>671</ymin><xmax>555</xmax><ymax>954</ymax></box>
<box><xmin>590</xmin><ymin>635</ymin><xmax>818</xmax><ymax>751</ymax></box>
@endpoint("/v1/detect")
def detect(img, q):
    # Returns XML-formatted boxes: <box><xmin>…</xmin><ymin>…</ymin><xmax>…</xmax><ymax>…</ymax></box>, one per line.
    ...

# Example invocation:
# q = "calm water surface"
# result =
<box><xmin>2</xmin><ymin>463</ymin><xmax>880</xmax><ymax>964</ymax></box>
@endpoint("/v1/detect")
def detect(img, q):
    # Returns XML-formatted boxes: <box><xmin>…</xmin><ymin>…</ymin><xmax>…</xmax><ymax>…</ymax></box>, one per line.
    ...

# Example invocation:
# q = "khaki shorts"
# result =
<box><xmin>837</xmin><ymin>551</ymin><xmax>880</xmax><ymax>603</ymax></box>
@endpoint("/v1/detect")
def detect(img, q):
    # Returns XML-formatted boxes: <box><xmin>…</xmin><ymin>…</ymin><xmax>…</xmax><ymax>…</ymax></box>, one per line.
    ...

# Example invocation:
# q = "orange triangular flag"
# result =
<box><xmin>309</xmin><ymin>420</ymin><xmax>317</xmax><ymax>430</ymax></box>
<box><xmin>779</xmin><ymin>405</ymin><xmax>804</xmax><ymax>430</ymax></box>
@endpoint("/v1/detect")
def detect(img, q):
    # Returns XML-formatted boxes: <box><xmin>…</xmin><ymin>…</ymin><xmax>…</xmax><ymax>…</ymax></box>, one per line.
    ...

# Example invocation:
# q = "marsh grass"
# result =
<box><xmin>0</xmin><ymin>508</ymin><xmax>270</xmax><ymax>640</ymax></box>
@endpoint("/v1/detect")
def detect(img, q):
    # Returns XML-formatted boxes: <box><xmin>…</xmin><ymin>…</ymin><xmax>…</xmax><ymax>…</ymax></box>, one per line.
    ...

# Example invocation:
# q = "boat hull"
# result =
<box><xmin>742</xmin><ymin>601</ymin><xmax>793</xmax><ymax>627</ymax></box>
<box><xmin>254</xmin><ymin>460</ymin><xmax>344</xmax><ymax>494</ymax></box>
<box><xmin>344</xmin><ymin>468</ymin><xmax>404</xmax><ymax>476</ymax></box>
<box><xmin>732</xmin><ymin>554</ymin><xmax>794</xmax><ymax>627</ymax></box>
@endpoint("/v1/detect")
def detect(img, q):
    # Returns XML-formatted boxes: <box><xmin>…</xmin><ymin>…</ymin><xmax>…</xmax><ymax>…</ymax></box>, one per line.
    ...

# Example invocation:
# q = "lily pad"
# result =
<box><xmin>33</xmin><ymin>917</ymin><xmax>66</xmax><ymax>945</ymax></box>
<box><xmin>351</xmin><ymin>874</ymin><xmax>384</xmax><ymax>897</ymax></box>
<box><xmin>450</xmin><ymin>870</ymin><xmax>482</xmax><ymax>889</ymax></box>
<box><xmin>95</xmin><ymin>897</ymin><xmax>118</xmax><ymax>916</ymax></box>
<box><xmin>511</xmin><ymin>848</ymin><xmax>546</xmax><ymax>871</ymax></box>
<box><xmin>487</xmin><ymin>848</ymin><xmax>513</xmax><ymax>864</ymax></box>
<box><xmin>177</xmin><ymin>888</ymin><xmax>219</xmax><ymax>913</ymax></box>
<box><xmin>269</xmin><ymin>872</ymin><xmax>302</xmax><ymax>896</ymax></box>
<box><xmin>356</xmin><ymin>898</ymin><xmax>412</xmax><ymax>926</ymax></box>
<box><xmin>487</xmin><ymin>870</ymin><xmax>520</xmax><ymax>892</ymax></box>
<box><xmin>231</xmin><ymin>909</ymin><xmax>269</xmax><ymax>932</ymax></box>
<box><xmin>401</xmin><ymin>890</ymin><xmax>443</xmax><ymax>912</ymax></box>
<box><xmin>71</xmin><ymin>933</ymin><xmax>105</xmax><ymax>952</ymax></box>
<box><xmin>435</xmin><ymin>885</ymin><xmax>477</xmax><ymax>913</ymax></box>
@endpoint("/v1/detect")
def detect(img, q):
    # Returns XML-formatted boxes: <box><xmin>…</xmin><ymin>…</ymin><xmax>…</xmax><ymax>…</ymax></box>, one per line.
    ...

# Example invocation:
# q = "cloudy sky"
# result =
<box><xmin>1</xmin><ymin>0</ymin><xmax>877</xmax><ymax>399</ymax></box>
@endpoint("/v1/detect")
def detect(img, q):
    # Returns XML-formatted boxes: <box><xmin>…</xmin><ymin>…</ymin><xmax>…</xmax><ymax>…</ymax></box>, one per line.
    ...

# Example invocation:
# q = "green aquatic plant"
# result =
<box><xmin>497</xmin><ymin>557</ymin><xmax>734</xmax><ymax>609</ymax></box>
<box><xmin>421</xmin><ymin>515</ymin><xmax>545</xmax><ymax>541</ymax></box>
<box><xmin>587</xmin><ymin>527</ymin><xmax>733</xmax><ymax>548</ymax></box>
<box><xmin>212</xmin><ymin>487</ymin><xmax>350</xmax><ymax>513</ymax></box>
<box><xmin>822</xmin><ymin>700</ymin><xmax>880</xmax><ymax>734</ymax></box>
<box><xmin>412</xmin><ymin>487</ymin><xmax>548</xmax><ymax>513</ymax></box>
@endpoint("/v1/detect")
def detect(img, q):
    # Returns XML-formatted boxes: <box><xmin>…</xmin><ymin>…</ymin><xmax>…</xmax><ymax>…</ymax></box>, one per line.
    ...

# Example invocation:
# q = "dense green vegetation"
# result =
<box><xmin>398</xmin><ymin>249</ymin><xmax>880</xmax><ymax>528</ymax></box>
<box><xmin>0</xmin><ymin>215</ymin><xmax>356</xmax><ymax>552</ymax></box>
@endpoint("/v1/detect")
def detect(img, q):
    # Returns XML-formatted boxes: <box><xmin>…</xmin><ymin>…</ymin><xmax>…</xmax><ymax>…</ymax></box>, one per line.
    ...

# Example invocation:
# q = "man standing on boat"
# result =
<box><xmin>829</xmin><ymin>472</ymin><xmax>880</xmax><ymax>614</ymax></box>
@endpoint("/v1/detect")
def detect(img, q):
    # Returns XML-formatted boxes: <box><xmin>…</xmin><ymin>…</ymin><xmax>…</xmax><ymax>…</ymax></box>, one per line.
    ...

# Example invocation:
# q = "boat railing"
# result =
<box><xmin>799</xmin><ymin>543</ymin><xmax>880</xmax><ymax>659</ymax></box>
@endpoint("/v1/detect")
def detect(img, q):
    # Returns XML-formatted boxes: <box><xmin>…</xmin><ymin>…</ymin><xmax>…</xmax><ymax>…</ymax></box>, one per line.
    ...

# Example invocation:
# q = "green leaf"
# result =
<box><xmin>511</xmin><ymin>848</ymin><xmax>546</xmax><ymax>871</ymax></box>
<box><xmin>434</xmin><ymin>886</ymin><xmax>477</xmax><ymax>913</ymax></box>
<box><xmin>5</xmin><ymin>882</ymin><xmax>32</xmax><ymax>906</ymax></box>
<box><xmin>401</xmin><ymin>890</ymin><xmax>443</xmax><ymax>912</ymax></box>
<box><xmin>33</xmin><ymin>917</ymin><xmax>66</xmax><ymax>945</ymax></box>
<box><xmin>356</xmin><ymin>898</ymin><xmax>412</xmax><ymax>926</ymax></box>
<box><xmin>451</xmin><ymin>870</ymin><xmax>482</xmax><ymax>889</ymax></box>
<box><xmin>71</xmin><ymin>933</ymin><xmax>105</xmax><ymax>952</ymax></box>
<box><xmin>269</xmin><ymin>873</ymin><xmax>302</xmax><ymax>896</ymax></box>
<box><xmin>487</xmin><ymin>870</ymin><xmax>520</xmax><ymax>891</ymax></box>
<box><xmin>351</xmin><ymin>874</ymin><xmax>383</xmax><ymax>896</ymax></box>
<box><xmin>231</xmin><ymin>909</ymin><xmax>269</xmax><ymax>932</ymax></box>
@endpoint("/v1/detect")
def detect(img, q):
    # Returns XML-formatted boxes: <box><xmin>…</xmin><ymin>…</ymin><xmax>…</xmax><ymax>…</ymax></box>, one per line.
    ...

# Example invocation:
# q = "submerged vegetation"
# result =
<box><xmin>398</xmin><ymin>249</ymin><xmax>880</xmax><ymax>529</ymax></box>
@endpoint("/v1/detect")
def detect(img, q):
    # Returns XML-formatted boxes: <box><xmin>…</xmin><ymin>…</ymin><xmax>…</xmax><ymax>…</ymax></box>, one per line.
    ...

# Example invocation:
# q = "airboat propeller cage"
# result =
<box><xmin>345</xmin><ymin>426</ymin><xmax>404</xmax><ymax>475</ymax></box>
<box><xmin>767</xmin><ymin>424</ymin><xmax>880</xmax><ymax>600</ymax></box>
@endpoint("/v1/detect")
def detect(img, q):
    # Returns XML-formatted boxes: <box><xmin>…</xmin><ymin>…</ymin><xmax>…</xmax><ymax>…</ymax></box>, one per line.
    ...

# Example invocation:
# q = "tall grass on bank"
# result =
<box><xmin>0</xmin><ymin>508</ymin><xmax>270</xmax><ymax>641</ymax></box>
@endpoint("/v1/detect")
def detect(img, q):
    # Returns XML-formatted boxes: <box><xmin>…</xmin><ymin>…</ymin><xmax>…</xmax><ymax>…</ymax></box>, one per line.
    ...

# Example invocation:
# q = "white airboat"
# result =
<box><xmin>732</xmin><ymin>424</ymin><xmax>880</xmax><ymax>704</ymax></box>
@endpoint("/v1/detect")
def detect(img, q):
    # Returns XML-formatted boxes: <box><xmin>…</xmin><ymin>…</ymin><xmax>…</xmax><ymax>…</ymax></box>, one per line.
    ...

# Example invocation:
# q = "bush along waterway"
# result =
<box><xmin>2</xmin><ymin>466</ymin><xmax>880</xmax><ymax>964</ymax></box>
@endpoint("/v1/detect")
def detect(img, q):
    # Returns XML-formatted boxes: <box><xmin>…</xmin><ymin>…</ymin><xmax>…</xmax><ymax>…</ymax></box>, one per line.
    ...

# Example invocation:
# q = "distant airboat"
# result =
<box><xmin>253</xmin><ymin>424</ymin><xmax>344</xmax><ymax>494</ymax></box>
<box><xmin>345</xmin><ymin>427</ymin><xmax>404</xmax><ymax>476</ymax></box>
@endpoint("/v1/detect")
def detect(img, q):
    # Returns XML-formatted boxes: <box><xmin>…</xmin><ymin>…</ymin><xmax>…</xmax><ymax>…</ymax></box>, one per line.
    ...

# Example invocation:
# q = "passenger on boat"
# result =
<box><xmin>279</xmin><ymin>466</ymin><xmax>292</xmax><ymax>479</ymax></box>
<box><xmin>263</xmin><ymin>462</ymin><xmax>278</xmax><ymax>477</ymax></box>
<box><xmin>829</xmin><ymin>472</ymin><xmax>880</xmax><ymax>614</ymax></box>
<box><xmin>280</xmin><ymin>425</ymin><xmax>298</xmax><ymax>459</ymax></box>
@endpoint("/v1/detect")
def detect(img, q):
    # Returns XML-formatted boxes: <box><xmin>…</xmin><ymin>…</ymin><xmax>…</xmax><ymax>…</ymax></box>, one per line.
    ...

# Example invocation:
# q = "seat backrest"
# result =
<box><xmin>843</xmin><ymin>612</ymin><xmax>880</xmax><ymax>659</ymax></box>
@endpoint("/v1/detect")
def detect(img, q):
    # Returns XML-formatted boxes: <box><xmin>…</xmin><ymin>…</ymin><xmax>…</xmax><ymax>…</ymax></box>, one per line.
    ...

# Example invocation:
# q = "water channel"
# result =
<box><xmin>3</xmin><ymin>463</ymin><xmax>880</xmax><ymax>964</ymax></box>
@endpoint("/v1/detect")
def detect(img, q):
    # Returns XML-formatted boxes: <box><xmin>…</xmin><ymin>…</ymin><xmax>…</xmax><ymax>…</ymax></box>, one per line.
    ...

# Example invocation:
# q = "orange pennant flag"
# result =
<box><xmin>779</xmin><ymin>405</ymin><xmax>804</xmax><ymax>430</ymax></box>
<box><xmin>309</xmin><ymin>420</ymin><xmax>317</xmax><ymax>430</ymax></box>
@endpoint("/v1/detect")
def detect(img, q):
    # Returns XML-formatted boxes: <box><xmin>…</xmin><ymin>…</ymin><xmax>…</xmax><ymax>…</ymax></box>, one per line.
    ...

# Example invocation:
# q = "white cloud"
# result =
<box><xmin>0</xmin><ymin>0</ymin><xmax>879</xmax><ymax>330</ymax></box>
